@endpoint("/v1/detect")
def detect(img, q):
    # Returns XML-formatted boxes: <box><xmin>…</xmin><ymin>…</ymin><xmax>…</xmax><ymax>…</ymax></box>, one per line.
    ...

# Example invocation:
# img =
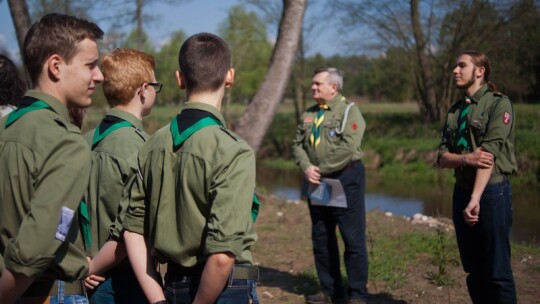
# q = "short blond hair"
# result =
<box><xmin>101</xmin><ymin>48</ymin><xmax>155</xmax><ymax>107</ymax></box>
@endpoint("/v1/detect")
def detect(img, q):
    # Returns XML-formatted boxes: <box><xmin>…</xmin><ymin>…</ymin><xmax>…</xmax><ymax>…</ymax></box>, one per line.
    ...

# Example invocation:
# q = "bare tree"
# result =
<box><xmin>7</xmin><ymin>0</ymin><xmax>31</xmax><ymax>58</ymax></box>
<box><xmin>410</xmin><ymin>0</ymin><xmax>439</xmax><ymax>122</ymax></box>
<box><xmin>234</xmin><ymin>0</ymin><xmax>307</xmax><ymax>152</ymax></box>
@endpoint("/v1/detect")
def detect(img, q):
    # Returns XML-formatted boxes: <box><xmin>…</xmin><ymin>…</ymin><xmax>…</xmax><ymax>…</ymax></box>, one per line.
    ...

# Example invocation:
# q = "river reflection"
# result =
<box><xmin>256</xmin><ymin>164</ymin><xmax>540</xmax><ymax>245</ymax></box>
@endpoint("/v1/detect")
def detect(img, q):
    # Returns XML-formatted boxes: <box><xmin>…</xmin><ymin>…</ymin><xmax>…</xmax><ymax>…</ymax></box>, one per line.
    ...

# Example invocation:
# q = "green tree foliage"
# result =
<box><xmin>122</xmin><ymin>29</ymin><xmax>155</xmax><ymax>54</ymax></box>
<box><xmin>154</xmin><ymin>30</ymin><xmax>186</xmax><ymax>105</ymax></box>
<box><xmin>220</xmin><ymin>5</ymin><xmax>272</xmax><ymax>104</ymax></box>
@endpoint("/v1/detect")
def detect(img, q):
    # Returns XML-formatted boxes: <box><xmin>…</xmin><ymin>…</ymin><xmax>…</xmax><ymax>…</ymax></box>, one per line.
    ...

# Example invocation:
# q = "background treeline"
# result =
<box><xmin>3</xmin><ymin>1</ymin><xmax>539</xmax><ymax>118</ymax></box>
<box><xmin>3</xmin><ymin>0</ymin><xmax>540</xmax><ymax>184</ymax></box>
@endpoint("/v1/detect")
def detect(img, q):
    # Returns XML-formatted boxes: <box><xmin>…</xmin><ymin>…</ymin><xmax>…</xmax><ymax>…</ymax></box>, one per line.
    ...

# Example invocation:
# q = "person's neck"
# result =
<box><xmin>187</xmin><ymin>89</ymin><xmax>224</xmax><ymax>110</ymax></box>
<box><xmin>114</xmin><ymin>100</ymin><xmax>143</xmax><ymax>120</ymax></box>
<box><xmin>34</xmin><ymin>83</ymin><xmax>66</xmax><ymax>106</ymax></box>
<box><xmin>465</xmin><ymin>81</ymin><xmax>483</xmax><ymax>98</ymax></box>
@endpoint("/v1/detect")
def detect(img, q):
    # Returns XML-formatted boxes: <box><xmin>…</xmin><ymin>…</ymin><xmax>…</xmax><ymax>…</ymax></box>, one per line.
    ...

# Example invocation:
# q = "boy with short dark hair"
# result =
<box><xmin>122</xmin><ymin>32</ymin><xmax>260</xmax><ymax>304</ymax></box>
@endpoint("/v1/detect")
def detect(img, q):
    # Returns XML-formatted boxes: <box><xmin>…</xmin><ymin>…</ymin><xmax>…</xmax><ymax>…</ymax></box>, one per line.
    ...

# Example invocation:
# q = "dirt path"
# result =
<box><xmin>253</xmin><ymin>195</ymin><xmax>540</xmax><ymax>303</ymax></box>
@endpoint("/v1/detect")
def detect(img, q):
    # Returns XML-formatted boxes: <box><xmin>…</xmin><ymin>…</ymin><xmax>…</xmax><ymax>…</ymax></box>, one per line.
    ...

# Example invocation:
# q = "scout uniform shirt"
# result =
<box><xmin>85</xmin><ymin>108</ymin><xmax>148</xmax><ymax>257</ymax></box>
<box><xmin>121</xmin><ymin>101</ymin><xmax>257</xmax><ymax>267</ymax></box>
<box><xmin>438</xmin><ymin>84</ymin><xmax>517</xmax><ymax>186</ymax></box>
<box><xmin>0</xmin><ymin>90</ymin><xmax>90</xmax><ymax>282</ymax></box>
<box><xmin>292</xmin><ymin>94</ymin><xmax>366</xmax><ymax>174</ymax></box>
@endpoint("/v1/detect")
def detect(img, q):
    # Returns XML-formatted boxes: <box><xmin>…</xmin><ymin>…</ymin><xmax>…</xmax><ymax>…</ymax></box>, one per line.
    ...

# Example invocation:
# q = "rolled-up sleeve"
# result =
<box><xmin>4</xmin><ymin>134</ymin><xmax>90</xmax><ymax>279</ymax></box>
<box><xmin>122</xmin><ymin>163</ymin><xmax>147</xmax><ymax>236</ymax></box>
<box><xmin>205</xmin><ymin>145</ymin><xmax>256</xmax><ymax>258</ymax></box>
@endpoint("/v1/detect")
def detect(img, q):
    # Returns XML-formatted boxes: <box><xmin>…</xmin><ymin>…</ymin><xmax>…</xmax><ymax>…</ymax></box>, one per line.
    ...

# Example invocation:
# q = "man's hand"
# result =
<box><xmin>465</xmin><ymin>148</ymin><xmax>494</xmax><ymax>169</ymax></box>
<box><xmin>304</xmin><ymin>165</ymin><xmax>321</xmax><ymax>184</ymax></box>
<box><xmin>463</xmin><ymin>196</ymin><xmax>480</xmax><ymax>227</ymax></box>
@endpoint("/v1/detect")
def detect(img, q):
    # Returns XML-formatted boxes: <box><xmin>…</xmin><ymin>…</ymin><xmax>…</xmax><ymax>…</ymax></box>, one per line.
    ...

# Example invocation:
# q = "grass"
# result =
<box><xmin>81</xmin><ymin>101</ymin><xmax>540</xmax><ymax>185</ymax></box>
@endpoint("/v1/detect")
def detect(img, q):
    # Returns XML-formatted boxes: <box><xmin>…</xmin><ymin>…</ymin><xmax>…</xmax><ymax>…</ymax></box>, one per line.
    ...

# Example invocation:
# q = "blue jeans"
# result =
<box><xmin>87</xmin><ymin>263</ymin><xmax>146</xmax><ymax>304</ymax></box>
<box><xmin>164</xmin><ymin>272</ymin><xmax>259</xmax><ymax>304</ymax></box>
<box><xmin>453</xmin><ymin>179</ymin><xmax>516</xmax><ymax>304</ymax></box>
<box><xmin>49</xmin><ymin>281</ymin><xmax>88</xmax><ymax>304</ymax></box>
<box><xmin>307</xmin><ymin>161</ymin><xmax>368</xmax><ymax>301</ymax></box>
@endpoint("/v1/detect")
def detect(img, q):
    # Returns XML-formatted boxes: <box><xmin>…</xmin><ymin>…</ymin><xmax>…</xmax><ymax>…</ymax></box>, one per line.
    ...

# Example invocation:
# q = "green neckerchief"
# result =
<box><xmin>170</xmin><ymin>116</ymin><xmax>222</xmax><ymax>151</ymax></box>
<box><xmin>5</xmin><ymin>100</ymin><xmax>50</xmax><ymax>128</ymax></box>
<box><xmin>92</xmin><ymin>120</ymin><xmax>135</xmax><ymax>150</ymax></box>
<box><xmin>169</xmin><ymin>113</ymin><xmax>260</xmax><ymax>222</ymax></box>
<box><xmin>79</xmin><ymin>200</ymin><xmax>91</xmax><ymax>248</ymax></box>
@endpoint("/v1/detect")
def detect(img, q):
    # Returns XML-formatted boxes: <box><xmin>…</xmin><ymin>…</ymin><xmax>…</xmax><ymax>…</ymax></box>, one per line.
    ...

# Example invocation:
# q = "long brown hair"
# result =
<box><xmin>461</xmin><ymin>50</ymin><xmax>498</xmax><ymax>92</ymax></box>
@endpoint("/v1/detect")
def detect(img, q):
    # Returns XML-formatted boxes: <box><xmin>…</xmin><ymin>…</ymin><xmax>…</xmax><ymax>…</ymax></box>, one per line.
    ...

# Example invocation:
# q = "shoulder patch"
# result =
<box><xmin>503</xmin><ymin>112</ymin><xmax>511</xmax><ymax>125</ymax></box>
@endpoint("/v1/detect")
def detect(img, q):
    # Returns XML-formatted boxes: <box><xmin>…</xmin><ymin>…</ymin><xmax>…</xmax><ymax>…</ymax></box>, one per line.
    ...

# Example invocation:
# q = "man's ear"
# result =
<box><xmin>176</xmin><ymin>70</ymin><xmax>186</xmax><ymax>89</ymax></box>
<box><xmin>46</xmin><ymin>54</ymin><xmax>62</xmax><ymax>81</ymax></box>
<box><xmin>476</xmin><ymin>66</ymin><xmax>485</xmax><ymax>79</ymax></box>
<box><xmin>225</xmin><ymin>68</ymin><xmax>235</xmax><ymax>88</ymax></box>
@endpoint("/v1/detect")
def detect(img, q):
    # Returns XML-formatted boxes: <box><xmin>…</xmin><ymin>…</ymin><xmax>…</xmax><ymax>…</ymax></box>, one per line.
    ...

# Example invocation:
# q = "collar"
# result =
<box><xmin>321</xmin><ymin>94</ymin><xmax>345</xmax><ymax>110</ymax></box>
<box><xmin>183</xmin><ymin>101</ymin><xmax>226</xmax><ymax>126</ymax></box>
<box><xmin>465</xmin><ymin>84</ymin><xmax>489</xmax><ymax>104</ymax></box>
<box><xmin>106</xmin><ymin>108</ymin><xmax>144</xmax><ymax>130</ymax></box>
<box><xmin>25</xmin><ymin>90</ymin><xmax>71</xmax><ymax>122</ymax></box>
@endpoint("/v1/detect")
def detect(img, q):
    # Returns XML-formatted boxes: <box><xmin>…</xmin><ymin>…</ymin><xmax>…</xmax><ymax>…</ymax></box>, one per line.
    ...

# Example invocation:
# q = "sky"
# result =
<box><xmin>0</xmin><ymin>0</ymin><xmax>340</xmax><ymax>63</ymax></box>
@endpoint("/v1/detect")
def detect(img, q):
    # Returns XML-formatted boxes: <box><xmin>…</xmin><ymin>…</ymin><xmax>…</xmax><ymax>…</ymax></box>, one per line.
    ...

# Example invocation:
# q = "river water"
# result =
<box><xmin>256</xmin><ymin>165</ymin><xmax>540</xmax><ymax>245</ymax></box>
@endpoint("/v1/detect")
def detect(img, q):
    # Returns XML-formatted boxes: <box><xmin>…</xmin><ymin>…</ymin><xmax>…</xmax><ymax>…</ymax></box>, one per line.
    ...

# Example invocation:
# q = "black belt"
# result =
<box><xmin>167</xmin><ymin>263</ymin><xmax>259</xmax><ymax>280</ymax></box>
<box><xmin>322</xmin><ymin>160</ymin><xmax>362</xmax><ymax>177</ymax></box>
<box><xmin>21</xmin><ymin>280</ymin><xmax>84</xmax><ymax>297</ymax></box>
<box><xmin>456</xmin><ymin>175</ymin><xmax>508</xmax><ymax>190</ymax></box>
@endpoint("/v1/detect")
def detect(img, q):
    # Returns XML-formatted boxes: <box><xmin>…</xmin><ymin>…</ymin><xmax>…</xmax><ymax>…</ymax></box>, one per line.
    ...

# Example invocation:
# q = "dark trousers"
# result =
<box><xmin>87</xmin><ymin>263</ymin><xmax>146</xmax><ymax>304</ymax></box>
<box><xmin>164</xmin><ymin>267</ymin><xmax>259</xmax><ymax>304</ymax></box>
<box><xmin>307</xmin><ymin>161</ymin><xmax>368</xmax><ymax>301</ymax></box>
<box><xmin>452</xmin><ymin>180</ymin><xmax>516</xmax><ymax>304</ymax></box>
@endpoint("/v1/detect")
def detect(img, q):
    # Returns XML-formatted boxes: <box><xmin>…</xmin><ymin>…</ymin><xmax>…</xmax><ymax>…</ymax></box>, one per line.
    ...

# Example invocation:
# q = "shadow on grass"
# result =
<box><xmin>258</xmin><ymin>266</ymin><xmax>408</xmax><ymax>303</ymax></box>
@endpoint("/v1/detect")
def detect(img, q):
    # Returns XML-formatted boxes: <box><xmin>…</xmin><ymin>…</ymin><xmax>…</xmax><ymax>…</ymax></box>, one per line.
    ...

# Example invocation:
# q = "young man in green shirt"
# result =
<box><xmin>0</xmin><ymin>13</ymin><xmax>104</xmax><ymax>303</ymax></box>
<box><xmin>83</xmin><ymin>48</ymin><xmax>159</xmax><ymax>303</ymax></box>
<box><xmin>438</xmin><ymin>50</ymin><xmax>517</xmax><ymax>303</ymax></box>
<box><xmin>121</xmin><ymin>32</ymin><xmax>259</xmax><ymax>304</ymax></box>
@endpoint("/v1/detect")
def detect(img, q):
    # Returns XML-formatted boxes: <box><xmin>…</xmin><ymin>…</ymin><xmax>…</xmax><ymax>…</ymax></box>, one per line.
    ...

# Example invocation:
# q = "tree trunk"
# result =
<box><xmin>410</xmin><ymin>0</ymin><xmax>439</xmax><ymax>122</ymax></box>
<box><xmin>136</xmin><ymin>0</ymin><xmax>144</xmax><ymax>50</ymax></box>
<box><xmin>8</xmin><ymin>0</ymin><xmax>31</xmax><ymax>58</ymax></box>
<box><xmin>7</xmin><ymin>0</ymin><xmax>31</xmax><ymax>84</ymax></box>
<box><xmin>233</xmin><ymin>0</ymin><xmax>307</xmax><ymax>152</ymax></box>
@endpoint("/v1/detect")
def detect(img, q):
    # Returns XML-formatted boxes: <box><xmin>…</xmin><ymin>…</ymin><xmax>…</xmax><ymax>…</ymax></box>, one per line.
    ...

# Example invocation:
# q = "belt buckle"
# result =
<box><xmin>227</xmin><ymin>267</ymin><xmax>236</xmax><ymax>288</ymax></box>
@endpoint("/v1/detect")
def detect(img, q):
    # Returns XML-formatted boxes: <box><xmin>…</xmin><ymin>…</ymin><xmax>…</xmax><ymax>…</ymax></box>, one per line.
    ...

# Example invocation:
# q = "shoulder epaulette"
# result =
<box><xmin>219</xmin><ymin>126</ymin><xmax>239</xmax><ymax>141</ymax></box>
<box><xmin>54</xmin><ymin>117</ymin><xmax>82</xmax><ymax>134</ymax></box>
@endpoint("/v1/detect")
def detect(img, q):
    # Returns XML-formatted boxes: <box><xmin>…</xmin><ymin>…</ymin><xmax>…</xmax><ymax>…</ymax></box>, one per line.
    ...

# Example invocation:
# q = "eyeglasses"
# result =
<box><xmin>147</xmin><ymin>82</ymin><xmax>162</xmax><ymax>93</ymax></box>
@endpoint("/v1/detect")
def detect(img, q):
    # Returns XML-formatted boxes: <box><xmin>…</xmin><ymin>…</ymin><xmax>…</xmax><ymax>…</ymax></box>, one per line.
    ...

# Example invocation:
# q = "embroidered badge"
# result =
<box><xmin>471</xmin><ymin>120</ymin><xmax>482</xmax><ymax>128</ymax></box>
<box><xmin>304</xmin><ymin>117</ymin><xmax>313</xmax><ymax>123</ymax></box>
<box><xmin>352</xmin><ymin>123</ymin><xmax>358</xmax><ymax>130</ymax></box>
<box><xmin>55</xmin><ymin>206</ymin><xmax>75</xmax><ymax>242</ymax></box>
<box><xmin>503</xmin><ymin>112</ymin><xmax>511</xmax><ymax>125</ymax></box>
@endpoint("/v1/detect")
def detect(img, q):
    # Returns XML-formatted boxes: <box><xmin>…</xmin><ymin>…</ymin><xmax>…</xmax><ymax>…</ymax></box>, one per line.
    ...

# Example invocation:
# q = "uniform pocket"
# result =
<box><xmin>470</xmin><ymin>116</ymin><xmax>489</xmax><ymax>143</ymax></box>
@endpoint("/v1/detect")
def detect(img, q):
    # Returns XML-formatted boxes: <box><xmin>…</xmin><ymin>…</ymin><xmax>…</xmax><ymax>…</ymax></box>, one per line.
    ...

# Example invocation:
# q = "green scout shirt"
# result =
<box><xmin>84</xmin><ymin>109</ymin><xmax>148</xmax><ymax>257</ymax></box>
<box><xmin>292</xmin><ymin>94</ymin><xmax>366</xmax><ymax>174</ymax></box>
<box><xmin>121</xmin><ymin>101</ymin><xmax>257</xmax><ymax>267</ymax></box>
<box><xmin>438</xmin><ymin>84</ymin><xmax>517</xmax><ymax>185</ymax></box>
<box><xmin>0</xmin><ymin>90</ymin><xmax>90</xmax><ymax>281</ymax></box>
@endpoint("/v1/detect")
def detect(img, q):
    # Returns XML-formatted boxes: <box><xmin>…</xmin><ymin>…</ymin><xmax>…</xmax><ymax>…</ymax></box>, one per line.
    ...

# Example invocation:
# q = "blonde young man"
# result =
<box><xmin>84</xmin><ymin>48</ymin><xmax>159</xmax><ymax>303</ymax></box>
